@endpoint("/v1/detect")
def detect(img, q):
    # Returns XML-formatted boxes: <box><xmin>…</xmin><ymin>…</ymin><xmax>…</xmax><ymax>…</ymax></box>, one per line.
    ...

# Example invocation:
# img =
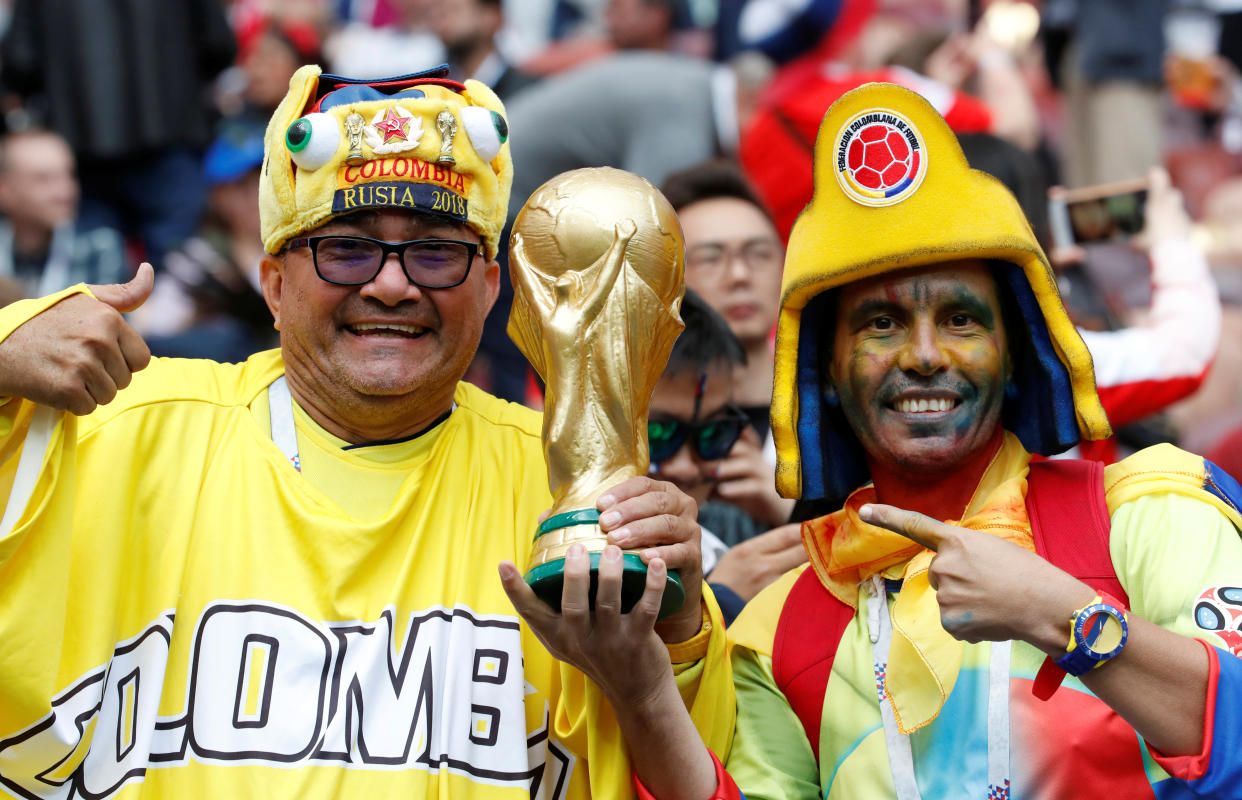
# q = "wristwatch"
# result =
<box><xmin>1032</xmin><ymin>592</ymin><xmax>1129</xmax><ymax>700</ymax></box>
<box><xmin>1055</xmin><ymin>593</ymin><xmax>1130</xmax><ymax>675</ymax></box>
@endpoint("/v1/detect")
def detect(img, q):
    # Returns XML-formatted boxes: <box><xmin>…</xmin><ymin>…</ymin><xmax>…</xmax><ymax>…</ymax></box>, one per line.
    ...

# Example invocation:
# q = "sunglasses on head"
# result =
<box><xmin>647</xmin><ymin>407</ymin><xmax>750</xmax><ymax>463</ymax></box>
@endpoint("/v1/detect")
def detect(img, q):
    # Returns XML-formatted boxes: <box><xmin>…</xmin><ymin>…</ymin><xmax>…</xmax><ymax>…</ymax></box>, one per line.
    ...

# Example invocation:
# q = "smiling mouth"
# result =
<box><xmin>890</xmin><ymin>397</ymin><xmax>960</xmax><ymax>414</ymax></box>
<box><xmin>347</xmin><ymin>323</ymin><xmax>428</xmax><ymax>338</ymax></box>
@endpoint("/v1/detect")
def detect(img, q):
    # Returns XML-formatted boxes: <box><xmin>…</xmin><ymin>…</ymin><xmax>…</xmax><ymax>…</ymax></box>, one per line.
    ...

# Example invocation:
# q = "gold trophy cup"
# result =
<box><xmin>508</xmin><ymin>167</ymin><xmax>687</xmax><ymax>619</ymax></box>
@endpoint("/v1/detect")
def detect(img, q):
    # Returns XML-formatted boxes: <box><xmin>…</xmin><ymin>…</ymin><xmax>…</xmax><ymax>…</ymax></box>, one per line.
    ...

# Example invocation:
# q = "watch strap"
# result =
<box><xmin>1033</xmin><ymin>591</ymin><xmax>1129</xmax><ymax>700</ymax></box>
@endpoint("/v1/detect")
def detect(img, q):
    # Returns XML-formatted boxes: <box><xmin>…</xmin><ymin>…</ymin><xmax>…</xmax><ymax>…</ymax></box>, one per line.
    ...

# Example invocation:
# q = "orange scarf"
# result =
<box><xmin>801</xmin><ymin>432</ymin><xmax>1036</xmax><ymax>733</ymax></box>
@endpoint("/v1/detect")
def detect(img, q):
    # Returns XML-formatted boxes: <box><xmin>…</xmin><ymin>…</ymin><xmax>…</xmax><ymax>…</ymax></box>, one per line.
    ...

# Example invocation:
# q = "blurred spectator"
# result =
<box><xmin>740</xmin><ymin>7</ymin><xmax>1040</xmax><ymax>240</ymax></box>
<box><xmin>0</xmin><ymin>129</ymin><xmax>126</xmax><ymax>297</ymax></box>
<box><xmin>519</xmin><ymin>0</ymin><xmax>706</xmax><ymax>75</ymax></box>
<box><xmin>325</xmin><ymin>0</ymin><xmax>446</xmax><ymax>79</ymax></box>
<box><xmin>1072</xmin><ymin>167</ymin><xmax>1222</xmax><ymax>460</ymax></box>
<box><xmin>648</xmin><ymin>290</ymin><xmax>805</xmax><ymax>623</ymax></box>
<box><xmin>477</xmin><ymin>52</ymin><xmax>771</xmax><ymax>403</ymax></box>
<box><xmin>427</xmin><ymin>0</ymin><xmax>539</xmax><ymax>99</ymax></box>
<box><xmin>649</xmin><ymin>289</ymin><xmax>751</xmax><ymax>553</ymax></box>
<box><xmin>506</xmin><ymin>51</ymin><xmax>772</xmax><ymax>213</ymax></box>
<box><xmin>604</xmin><ymin>0</ymin><xmax>688</xmax><ymax>51</ymax></box>
<box><xmin>661</xmin><ymin>160</ymin><xmax>783</xmax><ymax>444</ymax></box>
<box><xmin>959</xmin><ymin>130</ymin><xmax>1222</xmax><ymax>463</ymax></box>
<box><xmin>133</xmin><ymin>119</ymin><xmax>275</xmax><ymax>362</ymax></box>
<box><xmin>739</xmin><ymin>0</ymin><xmax>875</xmax><ymax>67</ymax></box>
<box><xmin>1043</xmin><ymin>0</ymin><xmax>1170</xmax><ymax>187</ymax></box>
<box><xmin>0</xmin><ymin>0</ymin><xmax>236</xmax><ymax>271</ymax></box>
<box><xmin>233</xmin><ymin>16</ymin><xmax>324</xmax><ymax>119</ymax></box>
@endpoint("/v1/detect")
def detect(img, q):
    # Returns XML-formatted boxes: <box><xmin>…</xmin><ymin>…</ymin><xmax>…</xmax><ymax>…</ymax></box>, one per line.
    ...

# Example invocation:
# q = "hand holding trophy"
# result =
<box><xmin>508</xmin><ymin>167</ymin><xmax>687</xmax><ymax>619</ymax></box>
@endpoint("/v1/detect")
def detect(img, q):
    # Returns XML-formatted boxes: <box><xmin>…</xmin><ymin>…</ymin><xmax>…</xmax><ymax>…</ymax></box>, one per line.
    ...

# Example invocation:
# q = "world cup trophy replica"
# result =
<box><xmin>508</xmin><ymin>167</ymin><xmax>687</xmax><ymax>619</ymax></box>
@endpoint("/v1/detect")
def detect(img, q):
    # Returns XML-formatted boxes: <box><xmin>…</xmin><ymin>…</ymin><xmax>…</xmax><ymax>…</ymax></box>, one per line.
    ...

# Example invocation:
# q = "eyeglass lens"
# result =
<box><xmin>648</xmin><ymin>417</ymin><xmax>746</xmax><ymax>463</ymax></box>
<box><xmin>315</xmin><ymin>237</ymin><xmax>472</xmax><ymax>288</ymax></box>
<box><xmin>686</xmin><ymin>238</ymin><xmax>782</xmax><ymax>273</ymax></box>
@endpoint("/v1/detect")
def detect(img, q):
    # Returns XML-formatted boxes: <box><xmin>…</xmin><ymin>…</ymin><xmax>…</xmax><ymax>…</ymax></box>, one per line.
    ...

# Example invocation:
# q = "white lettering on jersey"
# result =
<box><xmin>0</xmin><ymin>603</ymin><xmax>574</xmax><ymax>799</ymax></box>
<box><xmin>0</xmin><ymin>614</ymin><xmax>174</xmax><ymax>800</ymax></box>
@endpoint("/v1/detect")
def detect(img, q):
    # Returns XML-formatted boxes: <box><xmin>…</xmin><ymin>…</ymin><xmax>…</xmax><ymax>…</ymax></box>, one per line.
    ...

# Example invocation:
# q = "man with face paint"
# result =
<box><xmin>531</xmin><ymin>83</ymin><xmax>1242</xmax><ymax>800</ymax></box>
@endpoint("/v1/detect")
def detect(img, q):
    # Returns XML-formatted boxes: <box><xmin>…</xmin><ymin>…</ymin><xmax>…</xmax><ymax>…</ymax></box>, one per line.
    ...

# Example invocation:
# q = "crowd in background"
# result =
<box><xmin>0</xmin><ymin>0</ymin><xmax>1239</xmax><ymax>502</ymax></box>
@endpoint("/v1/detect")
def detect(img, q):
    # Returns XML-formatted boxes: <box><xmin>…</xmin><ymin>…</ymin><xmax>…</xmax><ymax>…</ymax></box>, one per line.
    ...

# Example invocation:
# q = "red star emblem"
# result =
<box><xmin>374</xmin><ymin>107</ymin><xmax>410</xmax><ymax>143</ymax></box>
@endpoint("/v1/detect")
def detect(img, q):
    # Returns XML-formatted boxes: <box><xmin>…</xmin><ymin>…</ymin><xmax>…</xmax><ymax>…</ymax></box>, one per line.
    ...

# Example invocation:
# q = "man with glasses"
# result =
<box><xmin>646</xmin><ymin>290</ymin><xmax>804</xmax><ymax>623</ymax></box>
<box><xmin>0</xmin><ymin>66</ymin><xmax>730</xmax><ymax>798</ymax></box>
<box><xmin>660</xmin><ymin>163</ymin><xmax>804</xmax><ymax>620</ymax></box>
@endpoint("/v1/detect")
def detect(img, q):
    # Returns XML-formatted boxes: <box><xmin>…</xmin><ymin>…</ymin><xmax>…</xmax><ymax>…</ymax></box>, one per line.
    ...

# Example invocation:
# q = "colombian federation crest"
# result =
<box><xmin>834</xmin><ymin>108</ymin><xmax>927</xmax><ymax>207</ymax></box>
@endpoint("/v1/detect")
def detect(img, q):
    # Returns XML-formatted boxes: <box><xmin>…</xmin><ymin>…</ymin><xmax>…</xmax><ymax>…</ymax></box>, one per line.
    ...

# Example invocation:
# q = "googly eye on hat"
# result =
<box><xmin>460</xmin><ymin>107</ymin><xmax>508</xmax><ymax>162</ymax></box>
<box><xmin>285</xmin><ymin>113</ymin><xmax>339</xmax><ymax>171</ymax></box>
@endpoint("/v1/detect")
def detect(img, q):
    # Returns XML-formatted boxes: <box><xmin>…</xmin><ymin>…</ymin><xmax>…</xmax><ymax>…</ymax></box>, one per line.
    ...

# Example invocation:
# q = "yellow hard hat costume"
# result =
<box><xmin>259</xmin><ymin>65</ymin><xmax>512</xmax><ymax>259</ymax></box>
<box><xmin>771</xmin><ymin>83</ymin><xmax>1111</xmax><ymax>501</ymax></box>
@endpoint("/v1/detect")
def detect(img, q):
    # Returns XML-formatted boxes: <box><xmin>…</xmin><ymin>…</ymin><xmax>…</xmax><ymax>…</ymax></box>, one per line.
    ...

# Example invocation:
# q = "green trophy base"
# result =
<box><xmin>524</xmin><ymin>508</ymin><xmax>686</xmax><ymax>620</ymax></box>
<box><xmin>525</xmin><ymin>552</ymin><xmax>686</xmax><ymax>620</ymax></box>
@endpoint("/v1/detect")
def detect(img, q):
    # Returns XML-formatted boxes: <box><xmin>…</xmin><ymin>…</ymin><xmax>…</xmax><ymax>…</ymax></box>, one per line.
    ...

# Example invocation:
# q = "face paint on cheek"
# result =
<box><xmin>950</xmin><ymin>346</ymin><xmax>1005</xmax><ymax>439</ymax></box>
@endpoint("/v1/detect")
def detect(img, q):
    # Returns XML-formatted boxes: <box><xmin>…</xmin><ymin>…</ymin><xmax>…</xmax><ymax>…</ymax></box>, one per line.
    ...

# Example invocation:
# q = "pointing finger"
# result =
<box><xmin>860</xmin><ymin>503</ymin><xmax>947</xmax><ymax>552</ymax></box>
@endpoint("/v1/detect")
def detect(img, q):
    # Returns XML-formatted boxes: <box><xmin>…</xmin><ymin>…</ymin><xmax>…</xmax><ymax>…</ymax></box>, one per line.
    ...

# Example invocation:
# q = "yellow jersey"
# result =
<box><xmin>0</xmin><ymin>289</ymin><xmax>732</xmax><ymax>799</ymax></box>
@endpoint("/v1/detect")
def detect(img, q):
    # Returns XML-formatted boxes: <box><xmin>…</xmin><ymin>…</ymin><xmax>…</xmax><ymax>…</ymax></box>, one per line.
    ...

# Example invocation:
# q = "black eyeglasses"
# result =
<box><xmin>288</xmin><ymin>235</ymin><xmax>479</xmax><ymax>289</ymax></box>
<box><xmin>648</xmin><ymin>407</ymin><xmax>750</xmax><ymax>463</ymax></box>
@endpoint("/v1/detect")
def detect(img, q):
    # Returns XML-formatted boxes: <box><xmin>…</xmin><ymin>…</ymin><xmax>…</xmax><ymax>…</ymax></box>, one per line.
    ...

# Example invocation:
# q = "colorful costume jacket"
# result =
<box><xmin>725</xmin><ymin>435</ymin><xmax>1242</xmax><ymax>799</ymax></box>
<box><xmin>0</xmin><ymin>288</ymin><xmax>733</xmax><ymax>799</ymax></box>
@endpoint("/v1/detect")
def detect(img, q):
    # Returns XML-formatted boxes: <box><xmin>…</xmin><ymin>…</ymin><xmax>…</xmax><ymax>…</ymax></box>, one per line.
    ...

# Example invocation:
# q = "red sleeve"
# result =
<box><xmin>942</xmin><ymin>92</ymin><xmax>993</xmax><ymax>133</ymax></box>
<box><xmin>1147</xmin><ymin>638</ymin><xmax>1218</xmax><ymax>781</ymax></box>
<box><xmin>633</xmin><ymin>748</ymin><xmax>744</xmax><ymax>800</ymax></box>
<box><xmin>1095</xmin><ymin>368</ymin><xmax>1212</xmax><ymax>430</ymax></box>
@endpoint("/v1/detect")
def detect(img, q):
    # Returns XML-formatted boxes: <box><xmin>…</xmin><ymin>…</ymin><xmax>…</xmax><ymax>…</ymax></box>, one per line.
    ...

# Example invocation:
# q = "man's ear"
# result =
<box><xmin>259</xmin><ymin>253</ymin><xmax>285</xmax><ymax>331</ymax></box>
<box><xmin>482</xmin><ymin>258</ymin><xmax>500</xmax><ymax>315</ymax></box>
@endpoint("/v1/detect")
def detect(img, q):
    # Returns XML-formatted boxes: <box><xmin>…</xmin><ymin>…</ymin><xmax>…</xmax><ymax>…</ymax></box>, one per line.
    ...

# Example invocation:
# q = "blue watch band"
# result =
<box><xmin>1055</xmin><ymin>598</ymin><xmax>1129</xmax><ymax>677</ymax></box>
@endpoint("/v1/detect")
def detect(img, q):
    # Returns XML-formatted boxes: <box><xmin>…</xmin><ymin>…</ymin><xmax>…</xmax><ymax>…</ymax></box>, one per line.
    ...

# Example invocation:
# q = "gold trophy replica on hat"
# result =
<box><xmin>508</xmin><ymin>167</ymin><xmax>687</xmax><ymax>619</ymax></box>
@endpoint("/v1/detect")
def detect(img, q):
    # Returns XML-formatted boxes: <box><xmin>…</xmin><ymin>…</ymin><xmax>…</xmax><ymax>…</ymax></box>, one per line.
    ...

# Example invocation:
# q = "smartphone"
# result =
<box><xmin>1048</xmin><ymin>178</ymin><xmax>1149</xmax><ymax>248</ymax></box>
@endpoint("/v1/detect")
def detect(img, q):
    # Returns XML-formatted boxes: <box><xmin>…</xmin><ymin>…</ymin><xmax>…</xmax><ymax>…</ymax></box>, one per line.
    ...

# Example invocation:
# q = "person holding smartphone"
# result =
<box><xmin>961</xmin><ymin>131</ymin><xmax>1222</xmax><ymax>463</ymax></box>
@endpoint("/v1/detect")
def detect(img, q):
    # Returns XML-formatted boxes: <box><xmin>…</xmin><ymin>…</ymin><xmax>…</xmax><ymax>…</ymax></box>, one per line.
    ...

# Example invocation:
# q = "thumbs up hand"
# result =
<box><xmin>0</xmin><ymin>264</ymin><xmax>154</xmax><ymax>415</ymax></box>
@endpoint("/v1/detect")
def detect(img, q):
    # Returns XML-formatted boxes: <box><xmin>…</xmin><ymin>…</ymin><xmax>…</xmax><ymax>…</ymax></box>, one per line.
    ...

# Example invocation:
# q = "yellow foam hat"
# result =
<box><xmin>260</xmin><ymin>65</ymin><xmax>513</xmax><ymax>259</ymax></box>
<box><xmin>772</xmin><ymin>83</ymin><xmax>1111</xmax><ymax>500</ymax></box>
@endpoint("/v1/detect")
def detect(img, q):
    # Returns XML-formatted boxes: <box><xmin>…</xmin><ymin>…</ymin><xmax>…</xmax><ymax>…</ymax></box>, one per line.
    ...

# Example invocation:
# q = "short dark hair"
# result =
<box><xmin>666</xmin><ymin>289</ymin><xmax>747</xmax><ymax>376</ymax></box>
<box><xmin>661</xmin><ymin>159</ymin><xmax>774</xmax><ymax>225</ymax></box>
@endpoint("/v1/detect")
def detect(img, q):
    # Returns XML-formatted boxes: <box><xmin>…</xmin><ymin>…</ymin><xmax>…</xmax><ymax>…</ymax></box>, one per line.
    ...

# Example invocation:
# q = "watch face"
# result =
<box><xmin>1076</xmin><ymin>603</ymin><xmax>1128</xmax><ymax>661</ymax></box>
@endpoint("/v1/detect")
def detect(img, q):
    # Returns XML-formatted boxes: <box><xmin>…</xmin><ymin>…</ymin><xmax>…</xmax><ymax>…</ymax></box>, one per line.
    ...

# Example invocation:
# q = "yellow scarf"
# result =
<box><xmin>801</xmin><ymin>432</ymin><xmax>1035</xmax><ymax>733</ymax></box>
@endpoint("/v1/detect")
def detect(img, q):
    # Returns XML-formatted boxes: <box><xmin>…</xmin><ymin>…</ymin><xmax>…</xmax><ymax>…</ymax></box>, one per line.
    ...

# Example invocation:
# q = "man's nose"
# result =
<box><xmin>896</xmin><ymin>318</ymin><xmax>949</xmax><ymax>375</ymax></box>
<box><xmin>360</xmin><ymin>252</ymin><xmax>422</xmax><ymax>306</ymax></box>
<box><xmin>723</xmin><ymin>248</ymin><xmax>754</xmax><ymax>284</ymax></box>
<box><xmin>655</xmin><ymin>442</ymin><xmax>706</xmax><ymax>485</ymax></box>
